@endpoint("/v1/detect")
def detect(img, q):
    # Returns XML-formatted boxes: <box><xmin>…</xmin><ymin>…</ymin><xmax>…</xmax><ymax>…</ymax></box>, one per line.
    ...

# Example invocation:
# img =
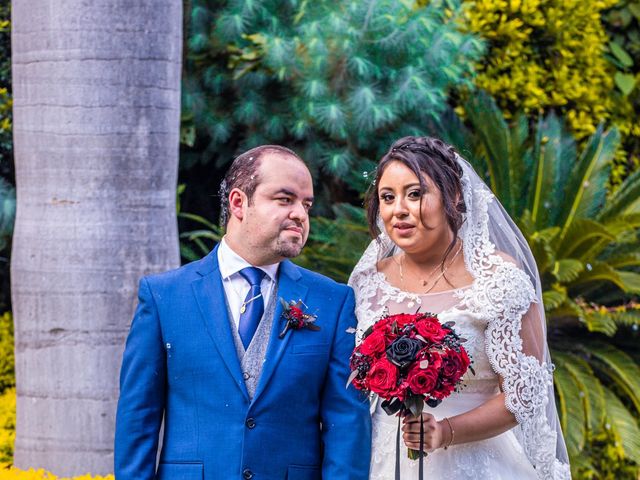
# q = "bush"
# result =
<box><xmin>0</xmin><ymin>387</ymin><xmax>13</xmax><ymax>464</ymax></box>
<box><xmin>0</xmin><ymin>312</ymin><xmax>13</xmax><ymax>393</ymax></box>
<box><xmin>460</xmin><ymin>0</ymin><xmax>638</xmax><ymax>149</ymax></box>
<box><xmin>0</xmin><ymin>465</ymin><xmax>113</xmax><ymax>480</ymax></box>
<box><xmin>181</xmin><ymin>0</ymin><xmax>484</xmax><ymax>216</ymax></box>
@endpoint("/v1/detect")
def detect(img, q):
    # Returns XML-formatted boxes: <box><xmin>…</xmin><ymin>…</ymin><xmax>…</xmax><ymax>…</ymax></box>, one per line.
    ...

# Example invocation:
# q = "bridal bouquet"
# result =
<box><xmin>349</xmin><ymin>312</ymin><xmax>472</xmax><ymax>459</ymax></box>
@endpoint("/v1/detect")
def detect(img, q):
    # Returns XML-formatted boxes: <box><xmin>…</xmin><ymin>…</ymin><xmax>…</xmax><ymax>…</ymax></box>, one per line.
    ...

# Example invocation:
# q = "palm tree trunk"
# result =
<box><xmin>10</xmin><ymin>1</ymin><xmax>182</xmax><ymax>475</ymax></box>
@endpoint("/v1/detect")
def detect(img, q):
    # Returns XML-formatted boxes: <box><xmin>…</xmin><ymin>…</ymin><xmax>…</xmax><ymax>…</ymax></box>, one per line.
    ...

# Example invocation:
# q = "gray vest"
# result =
<box><xmin>226</xmin><ymin>284</ymin><xmax>278</xmax><ymax>399</ymax></box>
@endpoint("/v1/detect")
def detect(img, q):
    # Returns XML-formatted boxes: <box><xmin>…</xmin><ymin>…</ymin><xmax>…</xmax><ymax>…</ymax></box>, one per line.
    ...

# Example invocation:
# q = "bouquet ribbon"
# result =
<box><xmin>384</xmin><ymin>399</ymin><xmax>424</xmax><ymax>480</ymax></box>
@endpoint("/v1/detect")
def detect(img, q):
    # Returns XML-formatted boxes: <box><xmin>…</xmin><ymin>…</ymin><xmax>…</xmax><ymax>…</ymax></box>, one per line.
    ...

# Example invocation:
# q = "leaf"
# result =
<box><xmin>603</xmin><ymin>386</ymin><xmax>640</xmax><ymax>464</ymax></box>
<box><xmin>599</xmin><ymin>168</ymin><xmax>640</xmax><ymax>221</ymax></box>
<box><xmin>464</xmin><ymin>92</ymin><xmax>513</xmax><ymax>211</ymax></box>
<box><xmin>557</xmin><ymin>127</ymin><xmax>619</xmax><ymax>244</ymax></box>
<box><xmin>528</xmin><ymin>114</ymin><xmax>575</xmax><ymax>228</ymax></box>
<box><xmin>588</xmin><ymin>342</ymin><xmax>640</xmax><ymax>414</ymax></box>
<box><xmin>542</xmin><ymin>289</ymin><xmax>567</xmax><ymax>310</ymax></box>
<box><xmin>584</xmin><ymin>310</ymin><xmax>617</xmax><ymax>336</ymax></box>
<box><xmin>604</xmin><ymin>253</ymin><xmax>640</xmax><ymax>269</ymax></box>
<box><xmin>617</xmin><ymin>270</ymin><xmax>640</xmax><ymax>293</ymax></box>
<box><xmin>610</xmin><ymin>309</ymin><xmax>640</xmax><ymax>328</ymax></box>
<box><xmin>571</xmin><ymin>261</ymin><xmax>640</xmax><ymax>294</ymax></box>
<box><xmin>555</xmin><ymin>219</ymin><xmax>615</xmax><ymax>260</ymax></box>
<box><xmin>405</xmin><ymin>396</ymin><xmax>424</xmax><ymax>417</ymax></box>
<box><xmin>554</xmin><ymin>363</ymin><xmax>586</xmax><ymax>456</ymax></box>
<box><xmin>346</xmin><ymin>369</ymin><xmax>359</xmax><ymax>388</ymax></box>
<box><xmin>554</xmin><ymin>352</ymin><xmax>606</xmax><ymax>434</ymax></box>
<box><xmin>609</xmin><ymin>42</ymin><xmax>634</xmax><ymax>68</ymax></box>
<box><xmin>551</xmin><ymin>259</ymin><xmax>585</xmax><ymax>283</ymax></box>
<box><xmin>614</xmin><ymin>72</ymin><xmax>637</xmax><ymax>96</ymax></box>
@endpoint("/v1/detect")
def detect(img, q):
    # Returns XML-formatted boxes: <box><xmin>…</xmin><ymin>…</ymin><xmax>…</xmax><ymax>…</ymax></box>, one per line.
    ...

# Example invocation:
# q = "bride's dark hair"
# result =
<box><xmin>366</xmin><ymin>135</ymin><xmax>466</xmax><ymax>263</ymax></box>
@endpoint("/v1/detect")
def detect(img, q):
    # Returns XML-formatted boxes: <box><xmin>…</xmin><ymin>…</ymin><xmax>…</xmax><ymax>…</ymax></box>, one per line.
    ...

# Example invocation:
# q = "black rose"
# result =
<box><xmin>386</xmin><ymin>337</ymin><xmax>423</xmax><ymax>369</ymax></box>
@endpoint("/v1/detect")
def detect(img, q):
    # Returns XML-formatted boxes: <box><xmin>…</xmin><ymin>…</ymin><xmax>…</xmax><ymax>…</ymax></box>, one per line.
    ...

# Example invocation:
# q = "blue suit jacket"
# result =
<box><xmin>114</xmin><ymin>246</ymin><xmax>371</xmax><ymax>479</ymax></box>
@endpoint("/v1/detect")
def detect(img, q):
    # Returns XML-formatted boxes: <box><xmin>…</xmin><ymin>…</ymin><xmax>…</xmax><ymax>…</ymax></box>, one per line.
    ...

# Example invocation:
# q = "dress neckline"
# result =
<box><xmin>374</xmin><ymin>269</ymin><xmax>474</xmax><ymax>298</ymax></box>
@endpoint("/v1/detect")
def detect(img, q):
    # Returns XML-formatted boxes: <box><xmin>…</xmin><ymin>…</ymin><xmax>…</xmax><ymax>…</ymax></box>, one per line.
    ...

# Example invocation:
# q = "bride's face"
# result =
<box><xmin>377</xmin><ymin>161</ymin><xmax>451</xmax><ymax>255</ymax></box>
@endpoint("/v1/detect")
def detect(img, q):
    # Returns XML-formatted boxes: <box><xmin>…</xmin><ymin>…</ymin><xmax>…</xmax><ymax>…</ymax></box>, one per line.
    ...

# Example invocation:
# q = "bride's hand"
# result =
<box><xmin>402</xmin><ymin>413</ymin><xmax>448</xmax><ymax>452</ymax></box>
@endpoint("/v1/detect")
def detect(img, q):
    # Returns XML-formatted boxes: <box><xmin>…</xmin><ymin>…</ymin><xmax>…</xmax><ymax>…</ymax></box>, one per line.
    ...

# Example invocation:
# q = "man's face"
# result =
<box><xmin>240</xmin><ymin>153</ymin><xmax>314</xmax><ymax>264</ymax></box>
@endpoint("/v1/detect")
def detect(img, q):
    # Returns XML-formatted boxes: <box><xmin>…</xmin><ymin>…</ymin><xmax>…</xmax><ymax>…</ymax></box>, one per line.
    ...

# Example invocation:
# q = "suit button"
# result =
<box><xmin>246</xmin><ymin>417</ymin><xmax>256</xmax><ymax>429</ymax></box>
<box><xmin>243</xmin><ymin>468</ymin><xmax>254</xmax><ymax>479</ymax></box>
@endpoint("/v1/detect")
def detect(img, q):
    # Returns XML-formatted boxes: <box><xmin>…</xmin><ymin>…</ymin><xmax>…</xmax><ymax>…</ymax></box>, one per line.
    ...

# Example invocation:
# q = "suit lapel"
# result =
<box><xmin>252</xmin><ymin>260</ymin><xmax>308</xmax><ymax>405</ymax></box>
<box><xmin>191</xmin><ymin>246</ymin><xmax>250</xmax><ymax>402</ymax></box>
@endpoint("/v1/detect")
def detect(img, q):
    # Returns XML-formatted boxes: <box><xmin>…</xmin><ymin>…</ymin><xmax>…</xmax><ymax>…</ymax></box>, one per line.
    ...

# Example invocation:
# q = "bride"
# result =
<box><xmin>349</xmin><ymin>136</ymin><xmax>571</xmax><ymax>479</ymax></box>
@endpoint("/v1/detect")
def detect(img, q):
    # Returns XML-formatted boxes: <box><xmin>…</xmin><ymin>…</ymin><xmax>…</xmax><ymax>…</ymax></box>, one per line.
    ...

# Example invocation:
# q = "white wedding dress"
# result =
<box><xmin>348</xmin><ymin>155</ymin><xmax>571</xmax><ymax>479</ymax></box>
<box><xmin>356</xmin><ymin>269</ymin><xmax>539</xmax><ymax>479</ymax></box>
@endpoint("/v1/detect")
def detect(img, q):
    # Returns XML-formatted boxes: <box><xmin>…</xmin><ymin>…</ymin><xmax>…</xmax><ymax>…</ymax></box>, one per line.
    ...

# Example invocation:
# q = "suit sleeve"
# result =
<box><xmin>114</xmin><ymin>277</ymin><xmax>167</xmax><ymax>480</ymax></box>
<box><xmin>320</xmin><ymin>287</ymin><xmax>372</xmax><ymax>479</ymax></box>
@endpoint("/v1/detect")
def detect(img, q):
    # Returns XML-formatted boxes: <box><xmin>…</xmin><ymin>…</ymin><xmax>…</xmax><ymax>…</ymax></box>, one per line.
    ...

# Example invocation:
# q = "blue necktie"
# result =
<box><xmin>238</xmin><ymin>267</ymin><xmax>266</xmax><ymax>349</ymax></box>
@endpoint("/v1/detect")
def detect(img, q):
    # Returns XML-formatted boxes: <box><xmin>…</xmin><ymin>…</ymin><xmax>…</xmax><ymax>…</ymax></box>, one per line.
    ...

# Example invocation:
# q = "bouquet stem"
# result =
<box><xmin>407</xmin><ymin>448</ymin><xmax>422</xmax><ymax>460</ymax></box>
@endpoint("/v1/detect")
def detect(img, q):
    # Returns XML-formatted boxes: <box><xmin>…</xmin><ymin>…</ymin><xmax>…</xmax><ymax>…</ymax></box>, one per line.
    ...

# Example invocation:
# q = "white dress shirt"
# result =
<box><xmin>217</xmin><ymin>237</ymin><xmax>279</xmax><ymax>329</ymax></box>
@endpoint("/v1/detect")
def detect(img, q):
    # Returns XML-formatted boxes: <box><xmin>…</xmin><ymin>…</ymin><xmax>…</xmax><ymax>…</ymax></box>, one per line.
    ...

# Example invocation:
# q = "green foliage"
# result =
<box><xmin>183</xmin><ymin>0</ymin><xmax>483</xmax><ymax>196</ymax></box>
<box><xmin>459</xmin><ymin>0</ymin><xmax>640</xmax><ymax>148</ymax></box>
<box><xmin>602</xmin><ymin>0</ymin><xmax>640</xmax><ymax>184</ymax></box>
<box><xmin>0</xmin><ymin>312</ymin><xmax>14</xmax><ymax>394</ymax></box>
<box><xmin>294</xmin><ymin>204</ymin><xmax>370</xmax><ymax>283</ymax></box>
<box><xmin>0</xmin><ymin>387</ymin><xmax>14</xmax><ymax>464</ymax></box>
<box><xmin>178</xmin><ymin>212</ymin><xmax>223</xmax><ymax>262</ymax></box>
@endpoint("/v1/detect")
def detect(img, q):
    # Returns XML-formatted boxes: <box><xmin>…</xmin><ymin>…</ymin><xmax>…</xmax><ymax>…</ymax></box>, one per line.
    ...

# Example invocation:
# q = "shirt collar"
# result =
<box><xmin>218</xmin><ymin>236</ymin><xmax>279</xmax><ymax>282</ymax></box>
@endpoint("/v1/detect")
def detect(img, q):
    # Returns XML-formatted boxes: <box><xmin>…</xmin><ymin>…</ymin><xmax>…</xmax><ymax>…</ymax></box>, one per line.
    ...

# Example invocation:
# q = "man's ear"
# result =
<box><xmin>228</xmin><ymin>188</ymin><xmax>247</xmax><ymax>221</ymax></box>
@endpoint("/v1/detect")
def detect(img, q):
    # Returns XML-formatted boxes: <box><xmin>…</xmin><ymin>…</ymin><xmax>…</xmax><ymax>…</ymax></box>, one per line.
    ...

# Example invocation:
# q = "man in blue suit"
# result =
<box><xmin>114</xmin><ymin>145</ymin><xmax>371</xmax><ymax>479</ymax></box>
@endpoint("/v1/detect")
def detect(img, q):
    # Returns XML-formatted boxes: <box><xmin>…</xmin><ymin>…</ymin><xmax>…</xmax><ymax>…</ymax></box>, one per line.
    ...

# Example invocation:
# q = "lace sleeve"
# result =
<box><xmin>479</xmin><ymin>261</ymin><xmax>570</xmax><ymax>480</ymax></box>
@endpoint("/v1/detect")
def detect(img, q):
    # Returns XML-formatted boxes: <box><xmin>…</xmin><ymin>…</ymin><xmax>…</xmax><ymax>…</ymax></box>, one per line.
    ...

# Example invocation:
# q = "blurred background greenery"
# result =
<box><xmin>1</xmin><ymin>0</ymin><xmax>639</xmax><ymax>478</ymax></box>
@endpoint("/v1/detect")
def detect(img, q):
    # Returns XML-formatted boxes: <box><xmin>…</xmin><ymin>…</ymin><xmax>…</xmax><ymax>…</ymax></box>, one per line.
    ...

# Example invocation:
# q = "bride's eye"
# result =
<box><xmin>408</xmin><ymin>189</ymin><xmax>423</xmax><ymax>199</ymax></box>
<box><xmin>380</xmin><ymin>193</ymin><xmax>394</xmax><ymax>202</ymax></box>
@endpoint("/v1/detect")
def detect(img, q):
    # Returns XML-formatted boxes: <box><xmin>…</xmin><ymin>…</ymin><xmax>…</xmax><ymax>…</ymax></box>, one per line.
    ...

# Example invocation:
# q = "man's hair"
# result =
<box><xmin>219</xmin><ymin>145</ymin><xmax>303</xmax><ymax>226</ymax></box>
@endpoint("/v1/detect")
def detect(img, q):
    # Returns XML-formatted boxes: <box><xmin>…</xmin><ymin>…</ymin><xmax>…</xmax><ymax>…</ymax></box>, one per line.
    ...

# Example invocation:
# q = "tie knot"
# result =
<box><xmin>239</xmin><ymin>267</ymin><xmax>266</xmax><ymax>287</ymax></box>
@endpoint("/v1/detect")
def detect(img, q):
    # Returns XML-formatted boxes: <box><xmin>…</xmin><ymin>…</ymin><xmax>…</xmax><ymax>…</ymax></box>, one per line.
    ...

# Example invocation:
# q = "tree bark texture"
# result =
<box><xmin>10</xmin><ymin>1</ymin><xmax>182</xmax><ymax>475</ymax></box>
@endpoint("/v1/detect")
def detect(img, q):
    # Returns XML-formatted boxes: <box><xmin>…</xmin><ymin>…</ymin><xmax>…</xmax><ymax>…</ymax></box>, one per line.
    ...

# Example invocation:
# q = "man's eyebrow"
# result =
<box><xmin>275</xmin><ymin>188</ymin><xmax>314</xmax><ymax>202</ymax></box>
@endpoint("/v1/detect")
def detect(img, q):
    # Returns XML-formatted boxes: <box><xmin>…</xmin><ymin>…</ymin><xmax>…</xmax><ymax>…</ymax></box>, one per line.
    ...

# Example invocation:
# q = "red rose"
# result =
<box><xmin>425</xmin><ymin>350</ymin><xmax>443</xmax><ymax>370</ymax></box>
<box><xmin>389</xmin><ymin>380</ymin><xmax>409</xmax><ymax>401</ymax></box>
<box><xmin>415</xmin><ymin>317</ymin><xmax>446</xmax><ymax>342</ymax></box>
<box><xmin>372</xmin><ymin>318</ymin><xmax>393</xmax><ymax>335</ymax></box>
<box><xmin>441</xmin><ymin>349</ymin><xmax>470</xmax><ymax>380</ymax></box>
<box><xmin>360</xmin><ymin>329</ymin><xmax>387</xmax><ymax>357</ymax></box>
<box><xmin>406</xmin><ymin>363</ymin><xmax>439</xmax><ymax>395</ymax></box>
<box><xmin>289</xmin><ymin>306</ymin><xmax>304</xmax><ymax>320</ymax></box>
<box><xmin>367</xmin><ymin>358</ymin><xmax>398</xmax><ymax>396</ymax></box>
<box><xmin>387</xmin><ymin>314</ymin><xmax>416</xmax><ymax>328</ymax></box>
<box><xmin>432</xmin><ymin>381</ymin><xmax>455</xmax><ymax>399</ymax></box>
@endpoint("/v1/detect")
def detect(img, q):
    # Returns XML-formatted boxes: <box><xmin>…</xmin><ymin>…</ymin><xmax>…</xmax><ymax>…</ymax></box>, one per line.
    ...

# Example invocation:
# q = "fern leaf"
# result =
<box><xmin>557</xmin><ymin>127</ymin><xmax>619</xmax><ymax>244</ymax></box>
<box><xmin>599</xmin><ymin>167</ymin><xmax>640</xmax><ymax>222</ymax></box>
<box><xmin>554</xmin><ymin>352</ymin><xmax>605</xmax><ymax>434</ymax></box>
<box><xmin>588</xmin><ymin>342</ymin><xmax>640</xmax><ymax>414</ymax></box>
<box><xmin>551</xmin><ymin>259</ymin><xmax>585</xmax><ymax>283</ymax></box>
<box><xmin>554</xmin><ymin>362</ymin><xmax>587</xmax><ymax>456</ymax></box>
<box><xmin>603</xmin><ymin>386</ymin><xmax>640</xmax><ymax>464</ymax></box>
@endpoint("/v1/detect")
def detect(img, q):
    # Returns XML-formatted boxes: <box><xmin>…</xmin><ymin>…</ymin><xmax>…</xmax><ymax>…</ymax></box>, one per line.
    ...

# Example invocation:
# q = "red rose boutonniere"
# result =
<box><xmin>278</xmin><ymin>298</ymin><xmax>320</xmax><ymax>339</ymax></box>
